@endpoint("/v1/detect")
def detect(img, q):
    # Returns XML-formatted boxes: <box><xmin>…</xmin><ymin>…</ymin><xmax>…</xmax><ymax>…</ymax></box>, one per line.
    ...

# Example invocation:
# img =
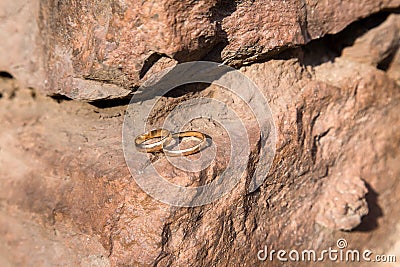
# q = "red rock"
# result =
<box><xmin>1</xmin><ymin>0</ymin><xmax>400</xmax><ymax>100</ymax></box>
<box><xmin>1</xmin><ymin>2</ymin><xmax>400</xmax><ymax>267</ymax></box>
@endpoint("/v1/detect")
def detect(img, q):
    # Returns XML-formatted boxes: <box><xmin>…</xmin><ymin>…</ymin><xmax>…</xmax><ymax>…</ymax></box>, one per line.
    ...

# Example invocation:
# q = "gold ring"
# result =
<box><xmin>135</xmin><ymin>129</ymin><xmax>172</xmax><ymax>153</ymax></box>
<box><xmin>163</xmin><ymin>131</ymin><xmax>206</xmax><ymax>157</ymax></box>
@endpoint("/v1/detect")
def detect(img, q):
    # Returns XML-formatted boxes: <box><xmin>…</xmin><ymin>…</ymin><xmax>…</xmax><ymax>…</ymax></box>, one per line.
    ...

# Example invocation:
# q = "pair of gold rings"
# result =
<box><xmin>135</xmin><ymin>129</ymin><xmax>206</xmax><ymax>157</ymax></box>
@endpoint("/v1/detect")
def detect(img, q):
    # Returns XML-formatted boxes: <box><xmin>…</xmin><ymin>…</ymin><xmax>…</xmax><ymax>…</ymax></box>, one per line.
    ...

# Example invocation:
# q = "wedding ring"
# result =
<box><xmin>135</xmin><ymin>129</ymin><xmax>172</xmax><ymax>153</ymax></box>
<box><xmin>163</xmin><ymin>131</ymin><xmax>206</xmax><ymax>157</ymax></box>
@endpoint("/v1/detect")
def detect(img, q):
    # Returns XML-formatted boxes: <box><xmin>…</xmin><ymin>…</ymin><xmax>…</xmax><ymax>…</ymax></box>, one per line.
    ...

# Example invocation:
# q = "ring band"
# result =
<box><xmin>135</xmin><ymin>129</ymin><xmax>172</xmax><ymax>153</ymax></box>
<box><xmin>163</xmin><ymin>131</ymin><xmax>206</xmax><ymax>157</ymax></box>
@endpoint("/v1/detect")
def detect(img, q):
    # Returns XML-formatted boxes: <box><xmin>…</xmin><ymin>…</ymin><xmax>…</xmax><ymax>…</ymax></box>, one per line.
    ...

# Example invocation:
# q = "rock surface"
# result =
<box><xmin>1</xmin><ymin>11</ymin><xmax>400</xmax><ymax>266</ymax></box>
<box><xmin>1</xmin><ymin>2</ymin><xmax>400</xmax><ymax>267</ymax></box>
<box><xmin>314</xmin><ymin>176</ymin><xmax>369</xmax><ymax>231</ymax></box>
<box><xmin>342</xmin><ymin>14</ymin><xmax>400</xmax><ymax>67</ymax></box>
<box><xmin>1</xmin><ymin>0</ymin><xmax>400</xmax><ymax>100</ymax></box>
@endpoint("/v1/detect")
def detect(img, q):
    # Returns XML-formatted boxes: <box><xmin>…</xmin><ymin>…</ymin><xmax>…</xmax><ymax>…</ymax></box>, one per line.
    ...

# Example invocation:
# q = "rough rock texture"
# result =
<box><xmin>314</xmin><ymin>176</ymin><xmax>369</xmax><ymax>231</ymax></box>
<box><xmin>342</xmin><ymin>14</ymin><xmax>400</xmax><ymax>67</ymax></box>
<box><xmin>1</xmin><ymin>10</ymin><xmax>400</xmax><ymax>266</ymax></box>
<box><xmin>388</xmin><ymin>47</ymin><xmax>400</xmax><ymax>82</ymax></box>
<box><xmin>1</xmin><ymin>0</ymin><xmax>400</xmax><ymax>100</ymax></box>
<box><xmin>1</xmin><ymin>2</ymin><xmax>400</xmax><ymax>267</ymax></box>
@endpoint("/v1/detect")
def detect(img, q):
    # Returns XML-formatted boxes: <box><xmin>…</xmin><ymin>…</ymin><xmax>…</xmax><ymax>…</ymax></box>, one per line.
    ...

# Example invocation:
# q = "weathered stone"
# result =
<box><xmin>388</xmin><ymin>45</ymin><xmax>400</xmax><ymax>83</ymax></box>
<box><xmin>315</xmin><ymin>176</ymin><xmax>369</xmax><ymax>231</ymax></box>
<box><xmin>0</xmin><ymin>1</ymin><xmax>44</xmax><ymax>91</ymax></box>
<box><xmin>1</xmin><ymin>2</ymin><xmax>400</xmax><ymax>267</ymax></box>
<box><xmin>1</xmin><ymin>0</ymin><xmax>400</xmax><ymax>100</ymax></box>
<box><xmin>342</xmin><ymin>14</ymin><xmax>400</xmax><ymax>67</ymax></box>
<box><xmin>1</xmin><ymin>37</ymin><xmax>400</xmax><ymax>265</ymax></box>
